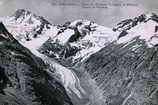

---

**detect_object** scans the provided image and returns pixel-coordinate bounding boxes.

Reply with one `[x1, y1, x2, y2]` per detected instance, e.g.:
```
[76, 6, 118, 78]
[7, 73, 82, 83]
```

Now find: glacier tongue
[2, 10, 158, 103]
[0, 12, 87, 98]
[20, 34, 86, 99]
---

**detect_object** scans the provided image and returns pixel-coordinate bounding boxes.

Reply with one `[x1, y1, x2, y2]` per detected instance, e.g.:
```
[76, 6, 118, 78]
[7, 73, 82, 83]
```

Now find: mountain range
[0, 9, 158, 105]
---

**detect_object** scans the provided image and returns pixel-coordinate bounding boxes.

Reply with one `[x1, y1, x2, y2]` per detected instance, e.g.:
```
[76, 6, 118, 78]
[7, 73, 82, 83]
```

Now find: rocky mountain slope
[0, 9, 88, 105]
[1, 9, 158, 105]
[39, 13, 158, 66]
[0, 22, 73, 105]
[0, 9, 118, 65]
[1, 9, 53, 42]
[114, 13, 158, 47]
[78, 13, 158, 105]
[38, 19, 118, 65]
[38, 12, 158, 105]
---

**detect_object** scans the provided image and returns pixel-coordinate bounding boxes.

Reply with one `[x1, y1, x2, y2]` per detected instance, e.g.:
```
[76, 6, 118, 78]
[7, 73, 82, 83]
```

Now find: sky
[0, 0, 158, 27]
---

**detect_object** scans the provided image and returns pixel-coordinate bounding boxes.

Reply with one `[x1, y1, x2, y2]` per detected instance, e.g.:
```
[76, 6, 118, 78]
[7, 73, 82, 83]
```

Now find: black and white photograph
[0, 0, 158, 105]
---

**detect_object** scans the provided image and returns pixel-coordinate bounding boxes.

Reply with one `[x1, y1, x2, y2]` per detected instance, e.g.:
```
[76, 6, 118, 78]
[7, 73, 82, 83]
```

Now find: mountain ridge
[1, 9, 158, 105]
[0, 21, 73, 105]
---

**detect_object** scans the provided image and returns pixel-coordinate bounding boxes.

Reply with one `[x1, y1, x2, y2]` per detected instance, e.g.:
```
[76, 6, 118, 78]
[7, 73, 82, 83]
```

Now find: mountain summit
[79, 13, 158, 105]
[39, 19, 117, 64]
[112, 13, 158, 47]
[0, 9, 54, 42]
[13, 9, 51, 25]
[113, 13, 158, 32]
[1, 9, 158, 105]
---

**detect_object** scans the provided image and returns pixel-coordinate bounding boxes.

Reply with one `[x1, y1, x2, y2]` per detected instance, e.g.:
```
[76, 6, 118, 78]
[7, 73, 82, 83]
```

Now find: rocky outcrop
[13, 9, 50, 24]
[1, 9, 158, 105]
[38, 13, 158, 105]
[80, 36, 158, 105]
[1, 9, 53, 42]
[113, 13, 158, 32]
[39, 19, 116, 64]
[0, 22, 73, 105]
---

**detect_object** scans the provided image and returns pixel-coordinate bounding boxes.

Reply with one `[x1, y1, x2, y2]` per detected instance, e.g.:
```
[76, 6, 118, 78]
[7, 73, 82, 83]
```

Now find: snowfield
[117, 19, 158, 47]
[1, 10, 158, 103]
[20, 36, 86, 98]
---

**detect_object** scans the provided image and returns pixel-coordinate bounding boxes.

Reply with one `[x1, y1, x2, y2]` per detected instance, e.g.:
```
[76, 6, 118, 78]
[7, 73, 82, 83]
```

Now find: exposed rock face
[65, 13, 158, 105]
[0, 10, 92, 105]
[39, 19, 116, 64]
[38, 19, 94, 59]
[1, 9, 158, 105]
[13, 9, 51, 39]
[80, 37, 158, 105]
[113, 13, 158, 32]
[0, 22, 73, 105]
[13, 9, 50, 25]
[38, 13, 158, 105]
[113, 13, 158, 46]
[39, 13, 158, 65]
[1, 9, 54, 42]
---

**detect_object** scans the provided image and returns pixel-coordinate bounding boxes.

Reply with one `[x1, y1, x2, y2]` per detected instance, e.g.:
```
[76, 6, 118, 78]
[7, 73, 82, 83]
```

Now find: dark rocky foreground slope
[1, 9, 158, 105]
[79, 37, 158, 105]
[36, 12, 158, 105]
[0, 22, 73, 105]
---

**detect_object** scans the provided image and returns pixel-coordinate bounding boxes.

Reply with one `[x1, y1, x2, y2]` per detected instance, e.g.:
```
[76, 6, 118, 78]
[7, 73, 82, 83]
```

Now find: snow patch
[117, 20, 158, 47]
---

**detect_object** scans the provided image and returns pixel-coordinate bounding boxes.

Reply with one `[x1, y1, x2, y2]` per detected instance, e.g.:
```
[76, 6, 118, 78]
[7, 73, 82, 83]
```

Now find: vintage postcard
[0, 0, 158, 105]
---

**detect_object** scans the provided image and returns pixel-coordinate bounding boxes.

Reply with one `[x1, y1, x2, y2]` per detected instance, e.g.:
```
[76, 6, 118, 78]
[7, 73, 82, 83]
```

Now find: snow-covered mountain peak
[39, 19, 118, 63]
[69, 19, 95, 28]
[55, 19, 95, 44]
[13, 9, 31, 20]
[112, 13, 158, 47]
[12, 9, 51, 25]
[113, 12, 158, 32]
[0, 13, 85, 100]
[0, 9, 57, 43]
[55, 19, 115, 44]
